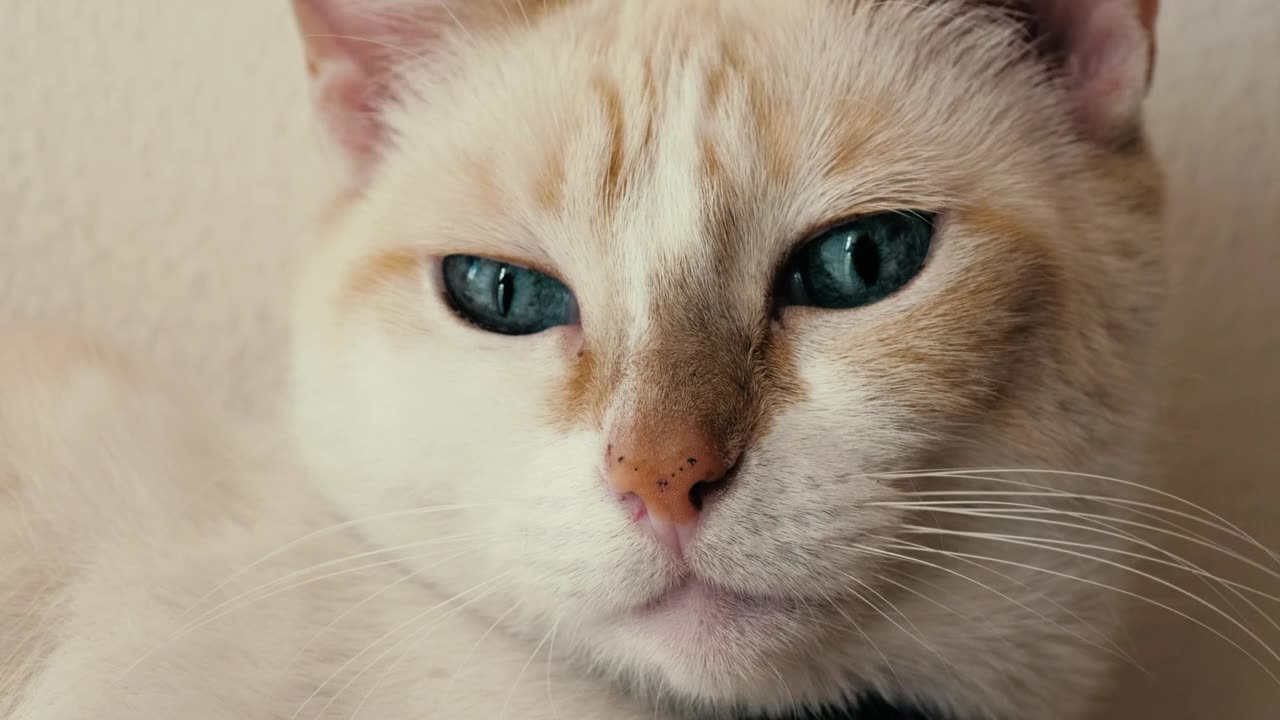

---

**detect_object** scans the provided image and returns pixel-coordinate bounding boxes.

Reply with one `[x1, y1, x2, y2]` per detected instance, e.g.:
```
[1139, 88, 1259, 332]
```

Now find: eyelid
[429, 253, 575, 301]
[777, 210, 943, 269]
[430, 252, 569, 287]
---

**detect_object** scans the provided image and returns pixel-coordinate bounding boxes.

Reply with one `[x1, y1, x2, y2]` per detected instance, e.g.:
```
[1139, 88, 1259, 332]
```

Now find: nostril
[687, 479, 715, 512]
[687, 461, 738, 512]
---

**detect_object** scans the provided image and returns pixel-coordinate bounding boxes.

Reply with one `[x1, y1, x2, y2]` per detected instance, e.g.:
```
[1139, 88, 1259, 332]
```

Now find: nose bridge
[604, 307, 757, 525]
[620, 311, 754, 447]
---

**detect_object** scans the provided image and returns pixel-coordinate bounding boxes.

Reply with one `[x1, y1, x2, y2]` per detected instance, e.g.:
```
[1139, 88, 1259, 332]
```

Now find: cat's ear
[1030, 0, 1161, 144]
[291, 0, 494, 182]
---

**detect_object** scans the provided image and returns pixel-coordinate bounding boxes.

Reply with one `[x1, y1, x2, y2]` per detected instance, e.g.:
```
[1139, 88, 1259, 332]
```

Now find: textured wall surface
[2, 2, 1277, 717]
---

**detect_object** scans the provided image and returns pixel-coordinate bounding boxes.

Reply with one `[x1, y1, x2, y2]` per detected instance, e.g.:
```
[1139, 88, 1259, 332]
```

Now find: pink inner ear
[1036, 0, 1157, 141]
[293, 0, 446, 180]
[312, 59, 387, 175]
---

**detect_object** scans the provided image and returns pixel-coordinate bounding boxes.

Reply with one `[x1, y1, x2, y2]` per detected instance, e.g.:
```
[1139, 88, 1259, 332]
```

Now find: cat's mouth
[632, 577, 787, 620]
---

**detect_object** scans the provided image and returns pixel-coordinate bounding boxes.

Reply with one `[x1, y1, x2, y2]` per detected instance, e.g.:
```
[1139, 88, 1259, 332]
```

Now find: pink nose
[606, 425, 735, 527]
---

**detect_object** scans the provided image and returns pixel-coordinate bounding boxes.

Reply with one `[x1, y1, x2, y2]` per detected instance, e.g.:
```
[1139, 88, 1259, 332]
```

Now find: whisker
[514, 0, 532, 27]
[438, 4, 479, 49]
[871, 563, 1120, 666]
[893, 502, 1280, 637]
[833, 542, 1138, 668]
[500, 621, 557, 720]
[882, 504, 1280, 605]
[177, 504, 484, 622]
[846, 571, 926, 637]
[872, 569, 975, 624]
[0, 578, 61, 699]
[886, 501, 1280, 640]
[877, 534, 1280, 685]
[875, 468, 1280, 566]
[839, 572, 951, 672]
[545, 617, 563, 720]
[883, 488, 1280, 572]
[431, 598, 528, 718]
[813, 586, 902, 688]
[342, 579, 510, 720]
[870, 570, 1018, 653]
[292, 571, 513, 720]
[902, 524, 1280, 646]
[164, 535, 488, 659]
[287, 549, 473, 671]
[768, 657, 797, 709]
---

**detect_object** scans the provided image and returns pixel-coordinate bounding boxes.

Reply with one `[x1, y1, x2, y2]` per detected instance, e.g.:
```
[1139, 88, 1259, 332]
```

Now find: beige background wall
[2, 2, 1277, 717]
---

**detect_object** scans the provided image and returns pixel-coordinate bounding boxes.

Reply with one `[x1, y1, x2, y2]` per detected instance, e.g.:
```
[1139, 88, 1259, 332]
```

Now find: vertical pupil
[850, 234, 880, 287]
[494, 265, 515, 316]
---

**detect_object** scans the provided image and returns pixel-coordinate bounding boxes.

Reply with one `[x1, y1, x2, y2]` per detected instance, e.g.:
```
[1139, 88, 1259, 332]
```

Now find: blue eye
[441, 255, 578, 335]
[780, 212, 934, 309]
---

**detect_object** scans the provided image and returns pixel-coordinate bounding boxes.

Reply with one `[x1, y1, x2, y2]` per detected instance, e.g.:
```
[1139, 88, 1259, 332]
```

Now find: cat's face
[291, 1, 1164, 717]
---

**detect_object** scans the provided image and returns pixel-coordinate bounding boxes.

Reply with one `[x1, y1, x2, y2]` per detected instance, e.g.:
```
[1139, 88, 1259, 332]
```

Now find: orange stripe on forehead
[747, 76, 796, 184]
[825, 96, 890, 180]
[534, 139, 567, 215]
[703, 36, 742, 117]
[591, 73, 627, 217]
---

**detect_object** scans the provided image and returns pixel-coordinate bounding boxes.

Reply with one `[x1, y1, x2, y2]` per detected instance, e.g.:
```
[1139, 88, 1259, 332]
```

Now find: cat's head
[289, 1, 1164, 717]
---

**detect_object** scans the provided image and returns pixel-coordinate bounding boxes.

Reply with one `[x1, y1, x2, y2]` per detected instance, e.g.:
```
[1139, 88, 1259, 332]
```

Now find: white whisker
[901, 524, 1280, 653]
[292, 571, 513, 720]
[545, 617, 563, 720]
[431, 598, 528, 718]
[875, 468, 1280, 566]
[839, 571, 950, 672]
[882, 504, 1280, 605]
[287, 550, 474, 671]
[813, 586, 902, 687]
[177, 504, 483, 622]
[877, 534, 1280, 685]
[343, 579, 509, 720]
[834, 542, 1138, 667]
[871, 570, 1012, 650]
[180, 535, 486, 641]
[890, 502, 1280, 638]
[438, 4, 478, 49]
[500, 622, 557, 720]
[763, 657, 796, 712]
[882, 488, 1280, 573]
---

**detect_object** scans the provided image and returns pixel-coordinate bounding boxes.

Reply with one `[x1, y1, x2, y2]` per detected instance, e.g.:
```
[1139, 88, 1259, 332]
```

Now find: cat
[2, 1, 1178, 718]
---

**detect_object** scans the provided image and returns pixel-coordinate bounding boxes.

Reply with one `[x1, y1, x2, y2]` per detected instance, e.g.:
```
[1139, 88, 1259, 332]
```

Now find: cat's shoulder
[0, 322, 234, 715]
[0, 322, 303, 718]
[0, 320, 229, 535]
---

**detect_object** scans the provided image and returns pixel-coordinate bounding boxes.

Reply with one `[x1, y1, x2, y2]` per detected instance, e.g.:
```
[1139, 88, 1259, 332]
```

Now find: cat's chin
[605, 577, 818, 703]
